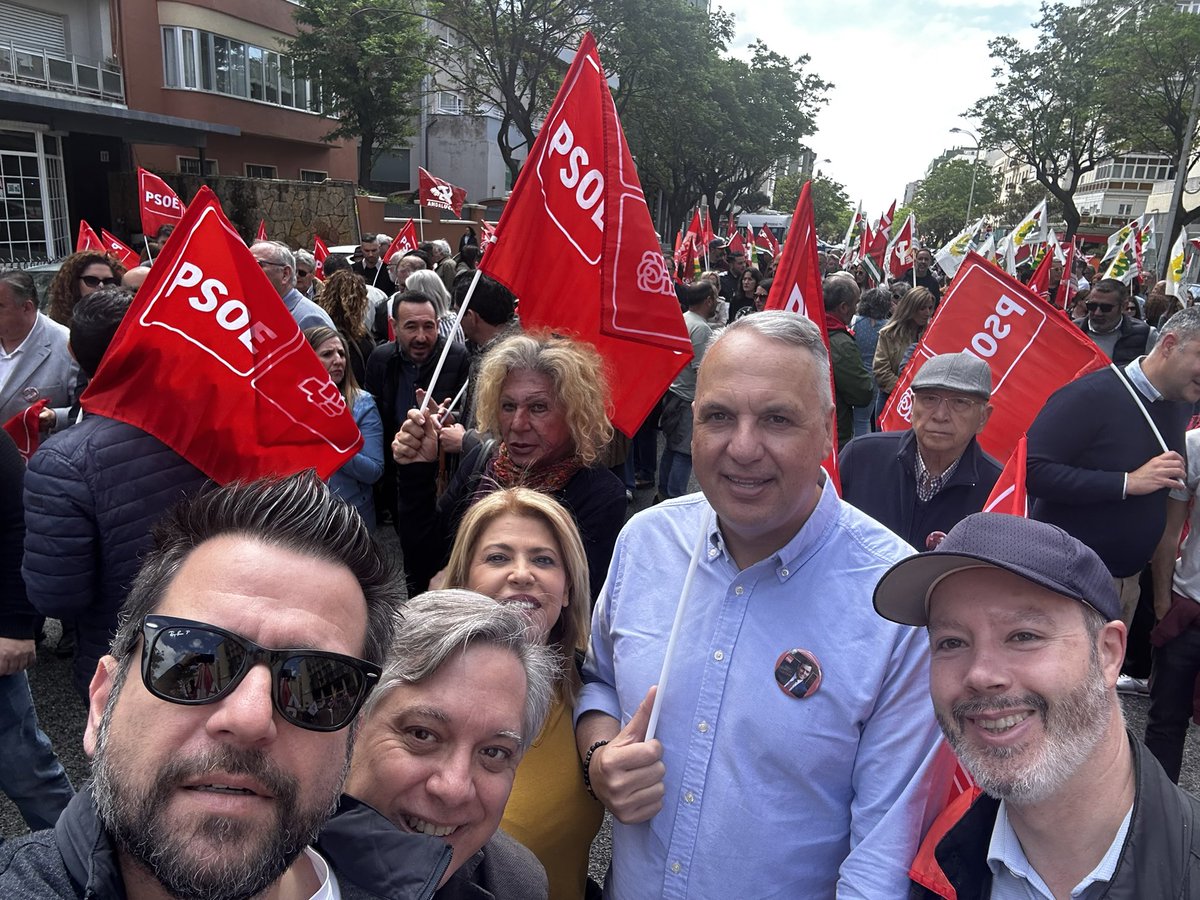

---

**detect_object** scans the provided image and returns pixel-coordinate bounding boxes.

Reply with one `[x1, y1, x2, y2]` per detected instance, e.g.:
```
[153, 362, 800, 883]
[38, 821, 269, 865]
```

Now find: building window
[178, 156, 218, 175]
[246, 164, 277, 179]
[1117, 202, 1133, 217]
[437, 91, 464, 114]
[161, 26, 320, 113]
[300, 169, 328, 183]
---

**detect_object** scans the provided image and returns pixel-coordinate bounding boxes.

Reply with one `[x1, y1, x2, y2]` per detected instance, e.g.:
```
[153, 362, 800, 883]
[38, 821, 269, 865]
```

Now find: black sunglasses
[140, 615, 381, 732]
[297, 269, 311, 277]
[1086, 302, 1116, 313]
[80, 275, 121, 288]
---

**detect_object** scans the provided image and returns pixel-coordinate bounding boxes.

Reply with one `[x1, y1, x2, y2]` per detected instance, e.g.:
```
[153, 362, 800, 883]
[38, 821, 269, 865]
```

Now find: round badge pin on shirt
[774, 648, 822, 699]
[22, 386, 40, 402]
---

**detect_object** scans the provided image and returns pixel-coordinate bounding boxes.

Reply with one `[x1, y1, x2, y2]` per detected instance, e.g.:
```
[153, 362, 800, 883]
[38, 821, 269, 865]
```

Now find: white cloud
[717, 0, 1041, 228]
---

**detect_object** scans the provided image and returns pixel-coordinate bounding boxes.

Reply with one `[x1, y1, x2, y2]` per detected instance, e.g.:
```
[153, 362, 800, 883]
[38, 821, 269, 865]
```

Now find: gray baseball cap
[873, 513, 1121, 626]
[910, 351, 992, 399]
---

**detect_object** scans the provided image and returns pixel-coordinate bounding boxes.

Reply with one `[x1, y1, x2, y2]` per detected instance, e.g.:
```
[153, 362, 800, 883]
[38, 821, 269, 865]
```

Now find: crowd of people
[1, 224, 1200, 900]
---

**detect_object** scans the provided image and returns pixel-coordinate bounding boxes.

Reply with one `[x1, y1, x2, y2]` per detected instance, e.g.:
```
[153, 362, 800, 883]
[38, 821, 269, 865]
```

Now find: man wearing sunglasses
[1073, 278, 1156, 366]
[2, 473, 452, 899]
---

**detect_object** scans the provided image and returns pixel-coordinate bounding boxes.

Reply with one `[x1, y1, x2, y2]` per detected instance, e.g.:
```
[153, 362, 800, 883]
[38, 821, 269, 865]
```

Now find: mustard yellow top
[501, 698, 605, 900]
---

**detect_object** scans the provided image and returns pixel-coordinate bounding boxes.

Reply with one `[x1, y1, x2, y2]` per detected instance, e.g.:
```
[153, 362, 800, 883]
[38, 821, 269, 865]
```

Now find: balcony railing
[0, 41, 124, 103]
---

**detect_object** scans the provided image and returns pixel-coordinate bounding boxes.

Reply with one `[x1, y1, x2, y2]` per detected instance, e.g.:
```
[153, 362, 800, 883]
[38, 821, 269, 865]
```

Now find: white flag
[935, 218, 984, 279]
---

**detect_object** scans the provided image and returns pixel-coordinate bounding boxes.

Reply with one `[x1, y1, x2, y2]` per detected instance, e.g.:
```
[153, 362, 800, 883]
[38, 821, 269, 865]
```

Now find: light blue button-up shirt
[578, 484, 946, 899]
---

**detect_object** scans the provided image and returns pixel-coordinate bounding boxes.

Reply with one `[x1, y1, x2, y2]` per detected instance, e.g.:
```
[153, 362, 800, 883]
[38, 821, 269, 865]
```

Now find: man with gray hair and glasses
[333, 588, 555, 898]
[1, 472, 451, 900]
[0, 269, 77, 427]
[250, 240, 333, 331]
[576, 311, 948, 897]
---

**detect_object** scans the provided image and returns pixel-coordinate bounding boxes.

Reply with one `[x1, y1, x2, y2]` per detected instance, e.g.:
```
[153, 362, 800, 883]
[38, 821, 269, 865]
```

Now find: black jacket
[0, 789, 453, 900]
[364, 338, 472, 447]
[0, 431, 34, 641]
[352, 260, 396, 297]
[1074, 315, 1153, 366]
[910, 735, 1200, 899]
[838, 429, 1002, 549]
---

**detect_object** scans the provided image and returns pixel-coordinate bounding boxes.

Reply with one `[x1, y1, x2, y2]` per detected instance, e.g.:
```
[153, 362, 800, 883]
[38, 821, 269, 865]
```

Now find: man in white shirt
[876, 513, 1200, 898]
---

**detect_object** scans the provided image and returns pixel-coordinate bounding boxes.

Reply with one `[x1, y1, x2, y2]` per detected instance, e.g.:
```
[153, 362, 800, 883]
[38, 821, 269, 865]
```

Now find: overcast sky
[720, 0, 1043, 219]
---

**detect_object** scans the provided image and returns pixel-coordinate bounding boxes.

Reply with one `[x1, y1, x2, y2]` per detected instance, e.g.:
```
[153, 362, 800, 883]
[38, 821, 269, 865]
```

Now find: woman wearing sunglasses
[441, 487, 602, 900]
[46, 251, 125, 327]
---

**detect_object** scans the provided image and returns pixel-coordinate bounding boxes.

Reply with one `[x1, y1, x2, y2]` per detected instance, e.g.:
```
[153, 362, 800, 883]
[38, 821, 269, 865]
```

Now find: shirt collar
[1124, 356, 1161, 402]
[0, 312, 40, 359]
[986, 799, 1132, 896]
[706, 467, 838, 582]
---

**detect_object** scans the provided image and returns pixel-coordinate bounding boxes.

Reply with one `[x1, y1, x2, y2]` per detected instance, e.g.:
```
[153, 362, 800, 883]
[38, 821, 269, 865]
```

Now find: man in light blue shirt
[250, 241, 334, 332]
[876, 513, 1200, 898]
[575, 312, 947, 898]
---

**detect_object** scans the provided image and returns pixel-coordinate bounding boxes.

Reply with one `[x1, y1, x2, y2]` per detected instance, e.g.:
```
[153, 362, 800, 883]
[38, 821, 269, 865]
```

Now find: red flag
[884, 214, 916, 279]
[137, 168, 184, 237]
[76, 220, 104, 254]
[82, 186, 363, 483]
[480, 219, 497, 248]
[756, 226, 780, 257]
[983, 433, 1029, 516]
[762, 181, 840, 492]
[3, 398, 48, 461]
[1061, 242, 1078, 310]
[313, 236, 330, 282]
[879, 253, 1110, 462]
[417, 167, 467, 218]
[100, 229, 140, 270]
[255, 220, 268, 243]
[700, 208, 715, 249]
[1026, 243, 1055, 297]
[477, 31, 692, 435]
[382, 220, 419, 264]
[877, 200, 896, 237]
[728, 228, 745, 255]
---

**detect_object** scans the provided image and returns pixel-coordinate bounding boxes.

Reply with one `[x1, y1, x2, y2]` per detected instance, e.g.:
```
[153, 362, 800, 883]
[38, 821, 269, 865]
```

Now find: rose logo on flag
[895, 387, 914, 423]
[298, 377, 347, 417]
[635, 251, 674, 296]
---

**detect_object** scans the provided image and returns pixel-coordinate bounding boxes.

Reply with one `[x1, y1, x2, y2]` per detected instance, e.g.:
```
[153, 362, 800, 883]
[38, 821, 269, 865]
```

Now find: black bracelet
[582, 739, 610, 799]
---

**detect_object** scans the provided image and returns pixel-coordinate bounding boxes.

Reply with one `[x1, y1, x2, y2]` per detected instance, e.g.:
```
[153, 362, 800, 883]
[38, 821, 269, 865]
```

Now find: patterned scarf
[483, 442, 585, 495]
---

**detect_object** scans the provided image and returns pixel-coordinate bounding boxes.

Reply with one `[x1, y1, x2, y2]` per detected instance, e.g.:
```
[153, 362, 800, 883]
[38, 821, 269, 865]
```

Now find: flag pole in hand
[417, 267, 482, 416]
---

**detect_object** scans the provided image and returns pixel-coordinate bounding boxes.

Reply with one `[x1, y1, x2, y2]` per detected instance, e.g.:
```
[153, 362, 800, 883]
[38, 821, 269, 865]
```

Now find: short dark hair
[0, 269, 36, 306]
[321, 254, 351, 277]
[457, 274, 514, 326]
[110, 472, 402, 669]
[405, 249, 433, 268]
[679, 281, 715, 309]
[858, 286, 893, 319]
[70, 287, 133, 377]
[459, 245, 482, 267]
[823, 274, 857, 312]
[391, 288, 437, 319]
[1092, 278, 1129, 303]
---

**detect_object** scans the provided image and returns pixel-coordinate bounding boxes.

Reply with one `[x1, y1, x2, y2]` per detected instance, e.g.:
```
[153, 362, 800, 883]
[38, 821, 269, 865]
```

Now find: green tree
[968, 2, 1124, 240]
[912, 158, 999, 246]
[287, 0, 431, 188]
[1099, 0, 1200, 265]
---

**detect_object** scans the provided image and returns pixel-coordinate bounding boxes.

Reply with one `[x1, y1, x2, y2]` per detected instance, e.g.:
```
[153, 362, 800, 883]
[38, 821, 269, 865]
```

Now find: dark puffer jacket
[21, 415, 208, 701]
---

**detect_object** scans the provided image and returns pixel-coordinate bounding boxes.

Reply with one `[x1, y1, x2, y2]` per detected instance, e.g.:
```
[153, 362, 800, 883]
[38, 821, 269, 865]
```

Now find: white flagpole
[417, 267, 482, 416]
[646, 513, 709, 742]
[436, 379, 470, 428]
[143, 236, 155, 264]
[1110, 363, 1170, 454]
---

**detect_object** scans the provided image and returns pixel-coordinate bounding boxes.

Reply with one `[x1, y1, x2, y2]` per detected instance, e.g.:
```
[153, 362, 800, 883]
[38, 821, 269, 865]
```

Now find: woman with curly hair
[393, 331, 626, 601]
[873, 285, 934, 409]
[46, 252, 124, 327]
[314, 268, 374, 383]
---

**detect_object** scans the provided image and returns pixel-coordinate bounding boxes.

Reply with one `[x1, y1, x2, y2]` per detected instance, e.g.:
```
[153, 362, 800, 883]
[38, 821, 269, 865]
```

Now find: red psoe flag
[983, 433, 1029, 516]
[76, 220, 104, 253]
[478, 31, 692, 435]
[255, 220, 268, 243]
[137, 168, 184, 237]
[82, 186, 363, 484]
[313, 236, 330, 281]
[382, 220, 419, 264]
[884, 214, 916, 279]
[418, 168, 467, 218]
[879, 253, 1110, 462]
[100, 229, 140, 270]
[762, 180, 840, 492]
[3, 398, 48, 461]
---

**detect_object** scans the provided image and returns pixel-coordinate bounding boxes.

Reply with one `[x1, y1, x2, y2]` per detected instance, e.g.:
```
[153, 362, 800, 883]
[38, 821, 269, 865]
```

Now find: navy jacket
[1027, 366, 1190, 577]
[838, 429, 1001, 549]
[21, 415, 208, 701]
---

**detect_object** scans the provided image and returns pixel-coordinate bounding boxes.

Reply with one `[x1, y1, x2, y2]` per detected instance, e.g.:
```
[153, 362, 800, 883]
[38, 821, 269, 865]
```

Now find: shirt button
[708, 548, 718, 558]
[684, 791, 695, 804]
[734, 585, 744, 596]
[780, 568, 789, 577]
[713, 650, 724, 661]
[671, 862, 682, 874]
[698, 721, 709, 733]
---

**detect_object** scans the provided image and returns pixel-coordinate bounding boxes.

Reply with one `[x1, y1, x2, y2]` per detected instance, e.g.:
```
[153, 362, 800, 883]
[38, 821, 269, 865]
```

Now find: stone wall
[108, 172, 359, 248]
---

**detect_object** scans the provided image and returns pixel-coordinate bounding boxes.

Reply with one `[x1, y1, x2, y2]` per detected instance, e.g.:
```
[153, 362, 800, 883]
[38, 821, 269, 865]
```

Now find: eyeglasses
[139, 615, 380, 732]
[1085, 302, 1116, 313]
[256, 260, 287, 270]
[80, 275, 121, 288]
[297, 270, 311, 277]
[912, 392, 983, 415]
[754, 291, 769, 299]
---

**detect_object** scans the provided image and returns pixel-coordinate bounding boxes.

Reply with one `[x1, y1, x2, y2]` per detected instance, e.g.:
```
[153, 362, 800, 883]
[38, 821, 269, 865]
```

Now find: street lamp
[950, 127, 981, 229]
